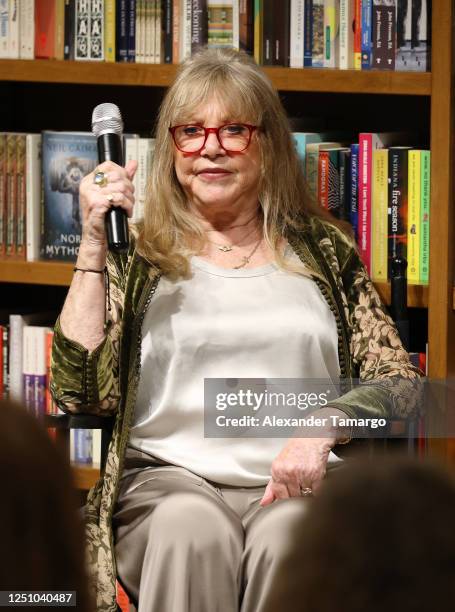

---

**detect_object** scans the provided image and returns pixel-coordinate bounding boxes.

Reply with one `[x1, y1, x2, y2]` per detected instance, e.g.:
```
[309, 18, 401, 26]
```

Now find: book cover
[320, 148, 349, 219]
[338, 147, 351, 221]
[26, 134, 42, 262]
[23, 325, 51, 416]
[407, 149, 421, 284]
[293, 132, 322, 175]
[208, 0, 233, 48]
[371, 148, 388, 282]
[40, 131, 98, 262]
[19, 0, 35, 59]
[163, 0, 173, 62]
[0, 133, 6, 258]
[372, 0, 396, 70]
[306, 141, 340, 199]
[353, 0, 361, 68]
[35, 0, 56, 58]
[409, 0, 430, 71]
[239, 0, 254, 55]
[388, 146, 412, 278]
[419, 149, 430, 285]
[5, 132, 17, 259]
[312, 0, 324, 67]
[104, 0, 116, 61]
[72, 428, 93, 464]
[192, 0, 208, 52]
[253, 0, 262, 63]
[323, 0, 339, 68]
[339, 0, 355, 69]
[350, 142, 359, 241]
[64, 0, 76, 60]
[90, 0, 105, 60]
[318, 150, 330, 209]
[361, 0, 372, 69]
[15, 133, 26, 261]
[396, 0, 411, 71]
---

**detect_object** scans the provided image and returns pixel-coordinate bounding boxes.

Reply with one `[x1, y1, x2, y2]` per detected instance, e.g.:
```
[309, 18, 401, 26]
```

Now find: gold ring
[94, 170, 108, 188]
[106, 193, 114, 203]
[300, 487, 313, 497]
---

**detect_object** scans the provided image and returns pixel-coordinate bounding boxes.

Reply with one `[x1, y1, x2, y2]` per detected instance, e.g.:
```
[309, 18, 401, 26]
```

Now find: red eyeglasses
[169, 123, 258, 154]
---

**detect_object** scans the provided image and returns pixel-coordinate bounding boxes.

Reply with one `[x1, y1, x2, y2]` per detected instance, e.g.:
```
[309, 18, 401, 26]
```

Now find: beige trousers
[112, 448, 313, 612]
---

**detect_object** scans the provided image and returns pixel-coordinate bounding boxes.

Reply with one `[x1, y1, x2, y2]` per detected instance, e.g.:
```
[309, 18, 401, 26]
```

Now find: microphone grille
[91, 103, 123, 138]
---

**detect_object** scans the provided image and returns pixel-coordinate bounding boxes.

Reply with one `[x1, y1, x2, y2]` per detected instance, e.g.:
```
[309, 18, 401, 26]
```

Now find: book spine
[64, 0, 75, 60]
[75, 0, 89, 60]
[134, 0, 142, 62]
[90, 0, 104, 60]
[327, 149, 341, 218]
[396, 0, 412, 71]
[172, 0, 180, 62]
[35, 327, 48, 416]
[0, 325, 3, 396]
[318, 150, 329, 209]
[75, 429, 93, 464]
[239, 0, 254, 54]
[127, 0, 136, 61]
[277, 0, 290, 66]
[163, 0, 173, 62]
[0, 133, 6, 258]
[20, 0, 35, 59]
[191, 0, 207, 52]
[35, 0, 56, 58]
[338, 148, 351, 221]
[55, 0, 65, 60]
[410, 0, 429, 72]
[262, 0, 274, 64]
[372, 2, 395, 70]
[2, 325, 8, 399]
[311, 0, 324, 67]
[407, 149, 421, 284]
[0, 0, 8, 58]
[116, 0, 129, 61]
[26, 134, 41, 262]
[361, 0, 372, 69]
[151, 0, 158, 63]
[7, 0, 19, 58]
[104, 0, 116, 61]
[15, 133, 26, 261]
[419, 149, 430, 285]
[144, 0, 152, 63]
[350, 143, 359, 242]
[290, 0, 304, 68]
[303, 0, 313, 66]
[253, 0, 262, 64]
[353, 0, 361, 69]
[323, 0, 338, 68]
[181, 0, 192, 60]
[306, 146, 319, 199]
[9, 315, 23, 402]
[339, 0, 354, 69]
[371, 148, 388, 281]
[232, 0, 239, 49]
[5, 133, 17, 259]
[388, 147, 410, 278]
[23, 326, 34, 412]
[358, 134, 372, 273]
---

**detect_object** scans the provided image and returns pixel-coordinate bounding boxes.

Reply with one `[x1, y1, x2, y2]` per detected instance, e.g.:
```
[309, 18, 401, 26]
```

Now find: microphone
[91, 102, 129, 252]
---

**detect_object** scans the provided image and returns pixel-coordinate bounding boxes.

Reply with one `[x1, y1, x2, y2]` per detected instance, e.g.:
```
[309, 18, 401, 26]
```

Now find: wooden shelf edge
[374, 282, 429, 309]
[71, 463, 100, 490]
[0, 260, 74, 285]
[0, 59, 432, 95]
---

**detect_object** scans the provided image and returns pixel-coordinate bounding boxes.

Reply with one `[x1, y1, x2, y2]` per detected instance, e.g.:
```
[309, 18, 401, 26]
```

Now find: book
[312, 0, 324, 67]
[172, 0, 180, 62]
[419, 149, 430, 285]
[338, 147, 351, 221]
[388, 146, 412, 278]
[192, 0, 208, 52]
[15, 133, 26, 260]
[371, 148, 388, 282]
[353, 0, 361, 68]
[26, 134, 42, 262]
[127, 0, 136, 61]
[361, 0, 372, 69]
[372, 0, 396, 70]
[323, 0, 339, 68]
[163, 0, 173, 62]
[5, 132, 17, 259]
[254, 0, 263, 63]
[181, 0, 192, 58]
[116, 0, 128, 61]
[350, 142, 359, 241]
[23, 325, 51, 416]
[396, 0, 412, 71]
[293, 132, 322, 175]
[409, 0, 430, 71]
[339, 0, 355, 69]
[303, 0, 312, 66]
[0, 0, 8, 58]
[306, 141, 341, 199]
[40, 131, 98, 262]
[407, 149, 421, 284]
[239, 0, 254, 55]
[0, 133, 6, 257]
[1, 324, 9, 399]
[7, 0, 19, 58]
[35, 1, 56, 58]
[71, 428, 93, 464]
[64, 0, 76, 60]
[55, 0, 66, 60]
[104, 0, 115, 61]
[19, 0, 35, 59]
[273, 0, 290, 66]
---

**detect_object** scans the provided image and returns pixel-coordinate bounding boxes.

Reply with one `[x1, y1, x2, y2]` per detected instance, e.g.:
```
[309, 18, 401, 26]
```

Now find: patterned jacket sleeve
[322, 225, 423, 422]
[50, 250, 126, 416]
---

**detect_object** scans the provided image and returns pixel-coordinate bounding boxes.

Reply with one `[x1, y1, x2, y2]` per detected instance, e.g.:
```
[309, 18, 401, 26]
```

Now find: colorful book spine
[293, 132, 322, 175]
[358, 133, 373, 272]
[127, 0, 136, 61]
[350, 143, 359, 241]
[64, 0, 75, 60]
[312, 0, 324, 67]
[55, 0, 65, 60]
[172, 0, 180, 62]
[181, 0, 192, 59]
[104, 0, 116, 61]
[0, 133, 6, 258]
[338, 148, 351, 221]
[323, 0, 338, 68]
[353, 0, 361, 68]
[318, 150, 329, 209]
[361, 0, 372, 69]
[5, 132, 17, 259]
[15, 133, 26, 261]
[388, 146, 411, 278]
[419, 150, 430, 285]
[407, 150, 421, 284]
[371, 148, 388, 282]
[239, 0, 254, 55]
[372, 0, 396, 70]
[339, 0, 354, 69]
[35, 0, 56, 58]
[253, 0, 262, 63]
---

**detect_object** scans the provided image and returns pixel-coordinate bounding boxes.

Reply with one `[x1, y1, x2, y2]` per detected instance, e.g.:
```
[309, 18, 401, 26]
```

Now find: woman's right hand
[79, 159, 138, 251]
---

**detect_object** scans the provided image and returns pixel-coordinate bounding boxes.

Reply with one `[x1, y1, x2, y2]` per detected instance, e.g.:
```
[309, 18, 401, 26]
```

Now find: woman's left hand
[259, 436, 336, 506]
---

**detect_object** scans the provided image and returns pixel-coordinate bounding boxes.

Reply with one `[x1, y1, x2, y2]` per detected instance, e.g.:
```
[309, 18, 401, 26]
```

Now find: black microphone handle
[97, 133, 129, 253]
[391, 257, 409, 351]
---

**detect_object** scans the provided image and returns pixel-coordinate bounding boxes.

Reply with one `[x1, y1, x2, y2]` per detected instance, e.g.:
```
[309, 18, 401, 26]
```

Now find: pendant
[233, 256, 249, 270]
[218, 245, 233, 252]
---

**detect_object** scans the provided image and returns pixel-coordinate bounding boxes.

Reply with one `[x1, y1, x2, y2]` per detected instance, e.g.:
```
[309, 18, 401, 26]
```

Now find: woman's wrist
[77, 240, 108, 270]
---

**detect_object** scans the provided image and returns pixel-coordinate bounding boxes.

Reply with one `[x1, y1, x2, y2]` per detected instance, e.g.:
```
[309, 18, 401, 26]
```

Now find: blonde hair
[134, 47, 347, 279]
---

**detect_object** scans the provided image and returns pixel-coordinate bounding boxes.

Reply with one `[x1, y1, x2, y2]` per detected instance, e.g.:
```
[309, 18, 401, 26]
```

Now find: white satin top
[128, 245, 342, 486]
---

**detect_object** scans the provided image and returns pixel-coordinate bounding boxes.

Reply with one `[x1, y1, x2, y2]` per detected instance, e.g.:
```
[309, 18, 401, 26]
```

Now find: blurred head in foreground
[264, 456, 455, 612]
[0, 399, 92, 611]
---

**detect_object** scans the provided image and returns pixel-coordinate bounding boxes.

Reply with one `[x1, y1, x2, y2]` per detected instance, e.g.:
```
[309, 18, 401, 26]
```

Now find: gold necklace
[207, 224, 258, 252]
[232, 236, 263, 269]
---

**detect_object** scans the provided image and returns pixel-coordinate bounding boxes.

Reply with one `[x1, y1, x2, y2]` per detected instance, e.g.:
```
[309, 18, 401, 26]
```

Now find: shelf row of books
[296, 132, 431, 284]
[0, 131, 154, 263]
[0, 311, 100, 465]
[0, 0, 431, 72]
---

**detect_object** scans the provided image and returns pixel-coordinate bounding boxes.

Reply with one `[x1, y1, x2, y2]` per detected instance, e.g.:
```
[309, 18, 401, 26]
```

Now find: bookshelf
[0, 1, 454, 470]
[72, 464, 100, 490]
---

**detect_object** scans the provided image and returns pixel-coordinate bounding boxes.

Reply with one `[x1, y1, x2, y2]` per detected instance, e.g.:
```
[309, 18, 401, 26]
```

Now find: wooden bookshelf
[72, 464, 100, 490]
[0, 59, 432, 95]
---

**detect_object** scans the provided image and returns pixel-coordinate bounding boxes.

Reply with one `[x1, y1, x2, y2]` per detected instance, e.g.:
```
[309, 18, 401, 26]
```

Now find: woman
[51, 48, 421, 612]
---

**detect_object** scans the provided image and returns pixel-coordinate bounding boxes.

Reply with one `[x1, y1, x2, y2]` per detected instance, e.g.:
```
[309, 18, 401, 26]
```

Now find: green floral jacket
[51, 216, 422, 611]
